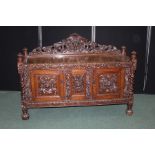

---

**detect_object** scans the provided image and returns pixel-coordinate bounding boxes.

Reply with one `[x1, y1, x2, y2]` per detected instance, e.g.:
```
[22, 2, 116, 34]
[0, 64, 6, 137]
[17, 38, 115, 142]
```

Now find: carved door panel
[66, 69, 90, 100]
[93, 68, 125, 99]
[30, 70, 64, 102]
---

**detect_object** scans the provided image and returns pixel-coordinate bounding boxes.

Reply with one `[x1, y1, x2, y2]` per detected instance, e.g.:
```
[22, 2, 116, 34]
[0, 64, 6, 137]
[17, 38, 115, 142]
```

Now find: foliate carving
[99, 74, 118, 93]
[86, 68, 92, 99]
[65, 72, 71, 99]
[17, 53, 24, 74]
[21, 65, 32, 102]
[17, 63, 23, 75]
[28, 63, 131, 71]
[17, 52, 32, 103]
[128, 51, 137, 98]
[30, 33, 120, 55]
[39, 75, 57, 95]
[29, 98, 130, 106]
[72, 75, 84, 94]
[124, 68, 131, 97]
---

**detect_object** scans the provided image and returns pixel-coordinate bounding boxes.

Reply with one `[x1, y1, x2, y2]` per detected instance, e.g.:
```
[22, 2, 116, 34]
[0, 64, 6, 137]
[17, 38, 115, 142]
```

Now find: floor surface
[0, 91, 155, 129]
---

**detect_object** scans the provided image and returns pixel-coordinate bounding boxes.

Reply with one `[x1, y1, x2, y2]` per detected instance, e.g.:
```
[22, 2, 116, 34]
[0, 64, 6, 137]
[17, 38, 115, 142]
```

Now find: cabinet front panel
[30, 70, 64, 102]
[68, 69, 88, 100]
[93, 68, 125, 99]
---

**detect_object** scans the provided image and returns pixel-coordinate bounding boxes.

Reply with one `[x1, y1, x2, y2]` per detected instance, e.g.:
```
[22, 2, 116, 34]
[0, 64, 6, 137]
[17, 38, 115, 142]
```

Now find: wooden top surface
[27, 54, 130, 64]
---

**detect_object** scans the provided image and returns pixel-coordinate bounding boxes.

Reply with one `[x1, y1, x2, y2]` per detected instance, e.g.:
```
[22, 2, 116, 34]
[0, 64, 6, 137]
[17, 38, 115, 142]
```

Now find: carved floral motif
[38, 75, 57, 95]
[86, 68, 92, 99]
[28, 63, 131, 71]
[72, 75, 84, 94]
[30, 33, 120, 55]
[22, 65, 32, 102]
[65, 72, 71, 99]
[124, 68, 131, 97]
[99, 74, 118, 93]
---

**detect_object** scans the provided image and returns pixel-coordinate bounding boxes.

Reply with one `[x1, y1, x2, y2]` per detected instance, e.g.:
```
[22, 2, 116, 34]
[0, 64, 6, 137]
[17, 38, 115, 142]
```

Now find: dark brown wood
[17, 33, 137, 120]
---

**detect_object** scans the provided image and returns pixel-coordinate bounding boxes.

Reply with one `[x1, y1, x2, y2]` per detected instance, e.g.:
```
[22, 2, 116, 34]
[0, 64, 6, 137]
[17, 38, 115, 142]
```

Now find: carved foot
[21, 105, 29, 120]
[22, 113, 29, 120]
[126, 109, 133, 116]
[126, 102, 133, 116]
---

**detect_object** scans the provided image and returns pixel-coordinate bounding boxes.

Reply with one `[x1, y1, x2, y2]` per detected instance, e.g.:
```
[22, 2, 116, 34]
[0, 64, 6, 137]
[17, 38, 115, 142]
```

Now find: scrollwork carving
[39, 75, 57, 95]
[28, 63, 131, 71]
[22, 65, 32, 101]
[30, 33, 120, 55]
[124, 68, 131, 97]
[86, 68, 92, 99]
[99, 74, 118, 93]
[72, 75, 84, 94]
[65, 72, 71, 99]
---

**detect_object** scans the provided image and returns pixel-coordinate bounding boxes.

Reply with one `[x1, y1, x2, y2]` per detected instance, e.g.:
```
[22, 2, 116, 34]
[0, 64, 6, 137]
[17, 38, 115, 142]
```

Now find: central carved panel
[38, 75, 57, 96]
[99, 74, 118, 94]
[72, 75, 84, 94]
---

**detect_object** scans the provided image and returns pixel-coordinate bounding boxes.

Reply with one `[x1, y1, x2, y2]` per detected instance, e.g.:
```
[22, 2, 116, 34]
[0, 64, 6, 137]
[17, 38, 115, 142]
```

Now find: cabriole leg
[21, 105, 29, 120]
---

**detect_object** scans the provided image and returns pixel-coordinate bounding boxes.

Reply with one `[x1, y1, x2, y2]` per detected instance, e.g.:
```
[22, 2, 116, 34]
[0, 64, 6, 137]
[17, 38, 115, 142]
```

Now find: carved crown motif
[30, 33, 121, 55]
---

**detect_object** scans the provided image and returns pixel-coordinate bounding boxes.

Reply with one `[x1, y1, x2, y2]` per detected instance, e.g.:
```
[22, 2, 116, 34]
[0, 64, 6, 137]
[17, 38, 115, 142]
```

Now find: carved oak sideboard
[17, 33, 137, 120]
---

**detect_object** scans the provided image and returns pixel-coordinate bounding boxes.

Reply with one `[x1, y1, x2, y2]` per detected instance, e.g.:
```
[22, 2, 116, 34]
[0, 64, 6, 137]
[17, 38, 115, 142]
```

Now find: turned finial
[17, 53, 23, 63]
[22, 48, 28, 63]
[131, 51, 137, 71]
[23, 48, 28, 57]
[17, 52, 23, 74]
[121, 46, 126, 56]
